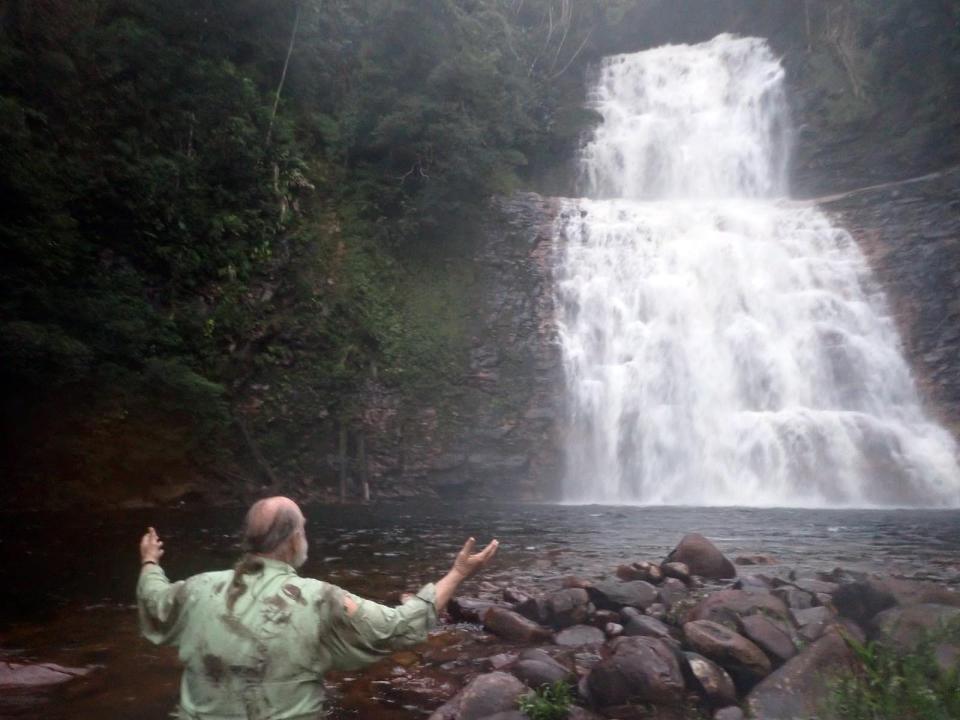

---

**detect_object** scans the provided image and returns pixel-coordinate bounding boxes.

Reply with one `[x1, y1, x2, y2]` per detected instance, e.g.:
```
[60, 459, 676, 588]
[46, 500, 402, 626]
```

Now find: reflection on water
[2, 502, 960, 718]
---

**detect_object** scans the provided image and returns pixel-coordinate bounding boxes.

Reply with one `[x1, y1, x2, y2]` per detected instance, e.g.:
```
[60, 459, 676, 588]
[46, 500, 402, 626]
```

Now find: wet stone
[622, 615, 673, 641]
[588, 580, 658, 611]
[738, 614, 796, 664]
[666, 534, 736, 579]
[772, 587, 814, 610]
[683, 652, 737, 707]
[661, 562, 691, 584]
[546, 588, 591, 628]
[482, 607, 552, 644]
[714, 707, 745, 720]
[683, 620, 772, 686]
[511, 651, 573, 688]
[554, 624, 605, 647]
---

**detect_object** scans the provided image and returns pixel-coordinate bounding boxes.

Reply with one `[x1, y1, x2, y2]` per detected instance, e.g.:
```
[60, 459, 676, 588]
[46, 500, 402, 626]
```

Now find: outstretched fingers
[477, 538, 499, 561]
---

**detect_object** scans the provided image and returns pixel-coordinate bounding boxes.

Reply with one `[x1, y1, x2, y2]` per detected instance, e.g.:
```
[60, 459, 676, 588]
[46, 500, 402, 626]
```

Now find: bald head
[241, 497, 304, 560]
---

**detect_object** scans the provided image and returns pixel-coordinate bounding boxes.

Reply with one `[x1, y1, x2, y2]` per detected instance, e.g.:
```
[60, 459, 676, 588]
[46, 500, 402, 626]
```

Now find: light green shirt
[137, 557, 437, 719]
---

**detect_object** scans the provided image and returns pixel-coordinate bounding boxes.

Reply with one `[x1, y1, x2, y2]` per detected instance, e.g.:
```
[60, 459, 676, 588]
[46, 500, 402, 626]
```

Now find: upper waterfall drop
[580, 35, 790, 200]
[556, 34, 960, 507]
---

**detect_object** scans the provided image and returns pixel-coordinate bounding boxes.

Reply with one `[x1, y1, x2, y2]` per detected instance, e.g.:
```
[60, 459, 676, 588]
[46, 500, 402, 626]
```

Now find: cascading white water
[557, 34, 960, 506]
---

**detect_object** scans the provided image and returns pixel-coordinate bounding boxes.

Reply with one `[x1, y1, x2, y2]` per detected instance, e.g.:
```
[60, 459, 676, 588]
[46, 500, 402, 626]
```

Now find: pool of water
[2, 502, 960, 718]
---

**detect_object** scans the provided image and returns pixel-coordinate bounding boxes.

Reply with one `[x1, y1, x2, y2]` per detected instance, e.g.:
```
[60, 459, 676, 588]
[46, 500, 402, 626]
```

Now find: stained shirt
[137, 557, 437, 719]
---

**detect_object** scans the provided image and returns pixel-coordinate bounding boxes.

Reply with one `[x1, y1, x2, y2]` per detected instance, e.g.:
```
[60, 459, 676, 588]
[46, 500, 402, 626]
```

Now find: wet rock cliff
[358, 194, 564, 500]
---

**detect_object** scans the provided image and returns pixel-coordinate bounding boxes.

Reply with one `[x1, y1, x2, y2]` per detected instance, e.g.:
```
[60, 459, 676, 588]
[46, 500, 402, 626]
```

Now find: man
[138, 496, 498, 719]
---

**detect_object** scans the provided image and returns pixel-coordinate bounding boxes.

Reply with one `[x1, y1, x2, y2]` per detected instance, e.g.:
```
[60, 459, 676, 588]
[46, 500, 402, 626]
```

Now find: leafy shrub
[825, 620, 960, 720]
[517, 681, 573, 720]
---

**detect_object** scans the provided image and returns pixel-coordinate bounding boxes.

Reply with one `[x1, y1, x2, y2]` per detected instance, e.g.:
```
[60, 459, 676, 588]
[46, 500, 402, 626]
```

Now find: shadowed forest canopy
[1, 0, 958, 505]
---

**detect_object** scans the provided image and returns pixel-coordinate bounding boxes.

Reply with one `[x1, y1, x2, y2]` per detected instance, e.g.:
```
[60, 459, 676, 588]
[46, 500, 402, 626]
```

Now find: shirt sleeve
[137, 564, 190, 646]
[322, 583, 438, 671]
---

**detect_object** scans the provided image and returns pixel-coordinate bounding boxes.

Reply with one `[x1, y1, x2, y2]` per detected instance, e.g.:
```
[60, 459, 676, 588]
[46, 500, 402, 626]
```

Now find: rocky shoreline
[417, 533, 960, 720]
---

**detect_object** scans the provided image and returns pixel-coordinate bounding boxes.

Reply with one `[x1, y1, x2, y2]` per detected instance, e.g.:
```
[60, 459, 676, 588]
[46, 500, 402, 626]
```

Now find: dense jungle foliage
[2, 0, 958, 504]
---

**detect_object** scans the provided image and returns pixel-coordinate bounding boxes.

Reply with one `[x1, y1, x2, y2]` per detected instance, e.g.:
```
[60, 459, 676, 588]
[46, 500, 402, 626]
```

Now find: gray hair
[240, 501, 300, 554]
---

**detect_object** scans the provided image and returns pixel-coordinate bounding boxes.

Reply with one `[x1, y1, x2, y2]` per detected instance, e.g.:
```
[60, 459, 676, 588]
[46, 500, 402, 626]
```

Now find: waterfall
[556, 34, 960, 506]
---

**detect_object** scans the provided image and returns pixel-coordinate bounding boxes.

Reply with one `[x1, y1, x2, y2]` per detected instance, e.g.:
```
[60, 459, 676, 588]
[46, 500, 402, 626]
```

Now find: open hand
[450, 537, 499, 581]
[140, 526, 165, 564]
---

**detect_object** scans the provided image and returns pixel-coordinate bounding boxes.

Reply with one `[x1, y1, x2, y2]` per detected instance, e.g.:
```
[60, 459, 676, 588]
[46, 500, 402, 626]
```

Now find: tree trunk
[338, 421, 348, 502]
[266, 0, 303, 146]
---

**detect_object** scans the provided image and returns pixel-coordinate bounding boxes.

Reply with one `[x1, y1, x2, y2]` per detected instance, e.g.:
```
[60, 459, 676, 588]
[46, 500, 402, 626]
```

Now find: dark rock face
[824, 168, 960, 445]
[428, 671, 527, 720]
[359, 193, 562, 500]
[482, 607, 552, 644]
[746, 629, 857, 720]
[683, 652, 737, 707]
[683, 620, 772, 685]
[666, 534, 736, 579]
[588, 580, 659, 611]
[586, 636, 685, 708]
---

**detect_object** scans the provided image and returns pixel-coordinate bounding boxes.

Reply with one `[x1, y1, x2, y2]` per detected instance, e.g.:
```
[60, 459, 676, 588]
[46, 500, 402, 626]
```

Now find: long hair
[225, 501, 300, 611]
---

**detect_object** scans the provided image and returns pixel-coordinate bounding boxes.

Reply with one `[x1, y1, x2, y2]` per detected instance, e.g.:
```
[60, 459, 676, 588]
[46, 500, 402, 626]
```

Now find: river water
[556, 34, 960, 505]
[3, 502, 960, 718]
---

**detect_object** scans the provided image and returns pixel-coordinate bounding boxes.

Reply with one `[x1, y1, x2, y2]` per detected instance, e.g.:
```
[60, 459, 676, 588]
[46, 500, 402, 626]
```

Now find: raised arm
[136, 527, 189, 645]
[323, 537, 498, 671]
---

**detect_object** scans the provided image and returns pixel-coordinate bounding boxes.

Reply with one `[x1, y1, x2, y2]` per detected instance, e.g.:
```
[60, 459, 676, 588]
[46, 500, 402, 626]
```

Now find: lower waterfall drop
[557, 35, 960, 506]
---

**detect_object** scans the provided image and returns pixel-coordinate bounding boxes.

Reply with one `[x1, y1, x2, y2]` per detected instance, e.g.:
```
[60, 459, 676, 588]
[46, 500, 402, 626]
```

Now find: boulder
[511, 649, 573, 688]
[683, 620, 771, 685]
[513, 595, 549, 625]
[546, 588, 591, 628]
[622, 615, 673, 642]
[735, 555, 777, 566]
[687, 589, 790, 626]
[733, 574, 775, 591]
[658, 578, 688, 609]
[789, 578, 839, 596]
[451, 597, 504, 623]
[872, 603, 960, 672]
[0, 662, 91, 688]
[746, 629, 857, 720]
[666, 534, 736, 579]
[833, 575, 960, 626]
[585, 636, 685, 708]
[713, 707, 745, 720]
[427, 672, 527, 720]
[482, 607, 552, 644]
[661, 562, 691, 584]
[771, 587, 814, 610]
[791, 606, 835, 643]
[588, 580, 658, 611]
[738, 615, 796, 664]
[616, 561, 664, 584]
[555, 624, 605, 647]
[646, 603, 668, 621]
[683, 652, 736, 707]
